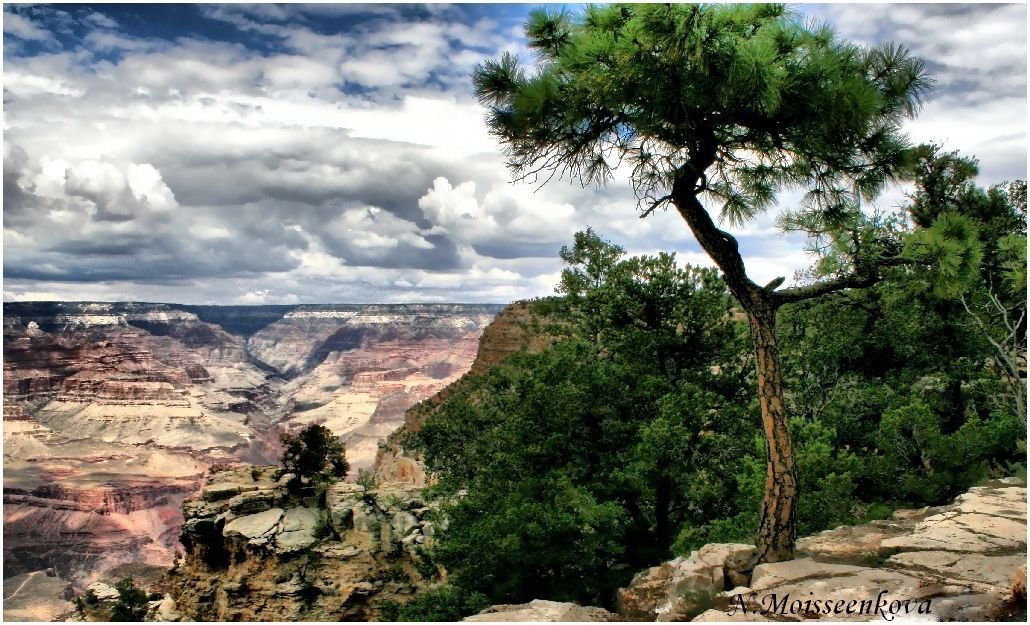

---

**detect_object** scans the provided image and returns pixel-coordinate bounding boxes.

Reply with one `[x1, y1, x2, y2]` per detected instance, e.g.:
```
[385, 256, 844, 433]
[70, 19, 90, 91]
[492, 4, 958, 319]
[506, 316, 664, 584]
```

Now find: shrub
[394, 585, 490, 622]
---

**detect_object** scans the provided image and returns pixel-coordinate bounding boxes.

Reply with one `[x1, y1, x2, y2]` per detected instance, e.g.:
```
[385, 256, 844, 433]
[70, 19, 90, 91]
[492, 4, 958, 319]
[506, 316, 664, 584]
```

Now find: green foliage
[109, 577, 149, 622]
[83, 589, 99, 607]
[415, 230, 754, 607]
[393, 586, 490, 622]
[379, 564, 409, 584]
[377, 599, 401, 622]
[357, 468, 378, 492]
[903, 211, 982, 297]
[312, 517, 331, 541]
[872, 401, 1021, 504]
[412, 546, 440, 581]
[275, 423, 349, 492]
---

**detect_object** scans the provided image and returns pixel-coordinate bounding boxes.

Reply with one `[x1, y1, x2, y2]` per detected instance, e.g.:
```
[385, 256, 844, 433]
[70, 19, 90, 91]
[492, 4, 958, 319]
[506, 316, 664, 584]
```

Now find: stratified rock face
[465, 599, 619, 622]
[258, 305, 501, 470]
[616, 479, 1027, 622]
[2, 301, 499, 601]
[167, 466, 438, 621]
[373, 300, 560, 484]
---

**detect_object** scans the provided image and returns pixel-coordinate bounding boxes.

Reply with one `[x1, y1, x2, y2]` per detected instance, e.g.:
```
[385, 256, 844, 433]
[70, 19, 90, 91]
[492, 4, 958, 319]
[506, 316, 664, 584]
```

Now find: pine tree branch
[771, 271, 879, 306]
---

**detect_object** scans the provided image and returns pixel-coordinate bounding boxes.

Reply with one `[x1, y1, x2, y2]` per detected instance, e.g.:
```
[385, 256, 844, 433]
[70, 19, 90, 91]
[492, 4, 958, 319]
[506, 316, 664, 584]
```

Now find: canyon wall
[2, 301, 500, 600]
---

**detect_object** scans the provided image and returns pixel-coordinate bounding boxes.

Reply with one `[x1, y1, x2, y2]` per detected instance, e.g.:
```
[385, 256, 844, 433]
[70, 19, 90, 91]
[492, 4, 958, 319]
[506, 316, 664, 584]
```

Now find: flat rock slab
[275, 506, 323, 553]
[223, 507, 283, 539]
[797, 519, 910, 561]
[953, 486, 1027, 520]
[749, 559, 868, 591]
[881, 511, 1026, 553]
[888, 551, 1026, 590]
[465, 599, 618, 621]
[676, 482, 1027, 621]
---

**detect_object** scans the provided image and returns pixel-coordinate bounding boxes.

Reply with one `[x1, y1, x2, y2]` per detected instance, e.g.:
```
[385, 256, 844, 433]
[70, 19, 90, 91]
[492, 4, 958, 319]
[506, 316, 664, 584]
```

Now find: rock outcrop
[166, 466, 440, 621]
[615, 478, 1026, 622]
[465, 599, 619, 621]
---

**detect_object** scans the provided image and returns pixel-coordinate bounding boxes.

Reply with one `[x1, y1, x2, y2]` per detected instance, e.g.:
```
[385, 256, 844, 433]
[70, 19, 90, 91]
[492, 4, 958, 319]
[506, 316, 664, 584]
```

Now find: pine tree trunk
[749, 302, 798, 563]
[672, 180, 799, 563]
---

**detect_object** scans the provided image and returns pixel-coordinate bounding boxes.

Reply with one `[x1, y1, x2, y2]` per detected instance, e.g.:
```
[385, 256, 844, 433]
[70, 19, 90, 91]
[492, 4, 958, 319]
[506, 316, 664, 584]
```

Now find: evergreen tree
[472, 3, 978, 561]
[109, 577, 149, 622]
[276, 423, 349, 491]
[416, 231, 753, 607]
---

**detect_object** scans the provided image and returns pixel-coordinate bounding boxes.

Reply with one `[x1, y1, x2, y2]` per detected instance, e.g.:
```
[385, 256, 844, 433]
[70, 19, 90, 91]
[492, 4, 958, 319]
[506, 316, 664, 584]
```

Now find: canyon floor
[2, 301, 501, 618]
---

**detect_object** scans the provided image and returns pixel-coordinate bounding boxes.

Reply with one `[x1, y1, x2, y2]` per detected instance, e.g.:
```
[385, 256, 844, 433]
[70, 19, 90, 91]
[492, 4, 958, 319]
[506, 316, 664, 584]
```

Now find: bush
[394, 585, 490, 622]
[378, 599, 401, 621]
[357, 468, 378, 491]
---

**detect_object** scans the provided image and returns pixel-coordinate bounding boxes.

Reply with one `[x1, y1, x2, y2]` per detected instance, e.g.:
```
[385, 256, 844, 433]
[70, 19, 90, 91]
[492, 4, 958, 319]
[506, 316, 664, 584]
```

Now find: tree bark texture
[672, 176, 798, 563]
[748, 301, 798, 563]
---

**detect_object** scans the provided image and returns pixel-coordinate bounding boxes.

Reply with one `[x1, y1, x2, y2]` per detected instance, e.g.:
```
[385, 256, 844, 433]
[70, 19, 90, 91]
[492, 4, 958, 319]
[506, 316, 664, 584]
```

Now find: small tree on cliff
[109, 577, 149, 622]
[276, 423, 349, 491]
[473, 4, 977, 562]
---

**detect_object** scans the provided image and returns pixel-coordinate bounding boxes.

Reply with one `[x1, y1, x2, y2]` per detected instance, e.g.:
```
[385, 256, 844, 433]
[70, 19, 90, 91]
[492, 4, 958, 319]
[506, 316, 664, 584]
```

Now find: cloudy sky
[3, 2, 1026, 305]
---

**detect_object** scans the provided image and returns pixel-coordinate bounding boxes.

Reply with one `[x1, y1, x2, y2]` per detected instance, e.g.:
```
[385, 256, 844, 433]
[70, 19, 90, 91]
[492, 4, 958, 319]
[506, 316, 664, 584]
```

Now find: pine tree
[472, 3, 975, 562]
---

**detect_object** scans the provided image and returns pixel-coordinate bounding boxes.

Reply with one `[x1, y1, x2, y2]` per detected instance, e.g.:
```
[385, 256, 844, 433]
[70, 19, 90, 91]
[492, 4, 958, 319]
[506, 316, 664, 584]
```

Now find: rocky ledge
[613, 478, 1026, 622]
[164, 466, 439, 621]
[461, 479, 1025, 622]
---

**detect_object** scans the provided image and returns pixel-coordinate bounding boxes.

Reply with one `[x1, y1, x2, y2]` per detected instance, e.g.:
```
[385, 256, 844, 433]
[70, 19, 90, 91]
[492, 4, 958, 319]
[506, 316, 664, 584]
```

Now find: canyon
[2, 300, 501, 617]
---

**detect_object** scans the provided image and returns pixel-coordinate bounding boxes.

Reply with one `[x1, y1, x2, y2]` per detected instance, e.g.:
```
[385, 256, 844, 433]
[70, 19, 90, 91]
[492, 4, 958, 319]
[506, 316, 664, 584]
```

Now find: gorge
[2, 300, 501, 616]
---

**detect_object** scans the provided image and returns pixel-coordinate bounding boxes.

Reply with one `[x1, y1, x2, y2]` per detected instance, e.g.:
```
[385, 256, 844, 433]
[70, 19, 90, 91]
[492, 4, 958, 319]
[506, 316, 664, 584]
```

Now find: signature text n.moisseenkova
[728, 590, 932, 621]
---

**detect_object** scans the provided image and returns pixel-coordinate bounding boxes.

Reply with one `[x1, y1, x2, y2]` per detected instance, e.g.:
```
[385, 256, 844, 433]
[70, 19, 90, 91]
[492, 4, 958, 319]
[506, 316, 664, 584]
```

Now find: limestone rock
[465, 599, 618, 621]
[326, 482, 365, 534]
[152, 595, 183, 622]
[881, 509, 1025, 553]
[275, 506, 324, 554]
[226, 489, 278, 515]
[1012, 564, 1026, 601]
[223, 507, 283, 540]
[617, 543, 757, 621]
[85, 581, 120, 602]
[672, 480, 1027, 622]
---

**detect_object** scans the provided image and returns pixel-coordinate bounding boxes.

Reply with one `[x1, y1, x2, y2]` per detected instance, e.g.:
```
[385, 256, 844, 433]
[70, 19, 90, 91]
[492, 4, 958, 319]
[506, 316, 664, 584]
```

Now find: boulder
[151, 595, 183, 622]
[275, 506, 324, 554]
[617, 552, 722, 620]
[85, 581, 120, 602]
[326, 483, 365, 534]
[465, 599, 618, 621]
[222, 507, 283, 540]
